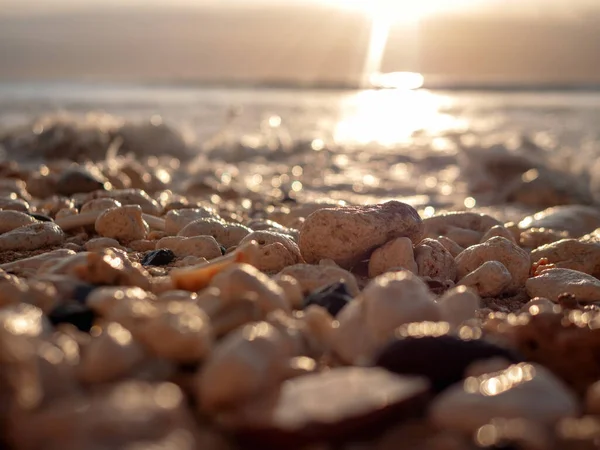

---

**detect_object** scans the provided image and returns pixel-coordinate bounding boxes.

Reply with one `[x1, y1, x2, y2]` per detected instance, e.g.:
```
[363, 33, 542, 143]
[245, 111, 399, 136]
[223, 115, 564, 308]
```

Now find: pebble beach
[1, 84, 600, 449]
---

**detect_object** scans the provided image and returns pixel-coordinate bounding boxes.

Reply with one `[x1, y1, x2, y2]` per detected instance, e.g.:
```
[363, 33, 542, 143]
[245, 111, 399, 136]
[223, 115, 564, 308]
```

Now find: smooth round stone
[229, 367, 430, 447]
[141, 248, 176, 267]
[374, 335, 522, 392]
[303, 281, 353, 317]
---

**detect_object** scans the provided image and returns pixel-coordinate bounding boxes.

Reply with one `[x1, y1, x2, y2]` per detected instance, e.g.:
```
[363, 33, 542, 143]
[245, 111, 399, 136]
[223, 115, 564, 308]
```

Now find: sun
[321, 0, 486, 23]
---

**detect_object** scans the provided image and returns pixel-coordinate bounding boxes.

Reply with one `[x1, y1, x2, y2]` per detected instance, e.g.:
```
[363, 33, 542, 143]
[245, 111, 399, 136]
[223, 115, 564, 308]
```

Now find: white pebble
[368, 237, 417, 278]
[458, 260, 513, 297]
[0, 222, 65, 251]
[95, 205, 148, 243]
[430, 363, 579, 433]
[526, 268, 600, 302]
[455, 237, 529, 294]
[438, 285, 481, 327]
[157, 235, 222, 260]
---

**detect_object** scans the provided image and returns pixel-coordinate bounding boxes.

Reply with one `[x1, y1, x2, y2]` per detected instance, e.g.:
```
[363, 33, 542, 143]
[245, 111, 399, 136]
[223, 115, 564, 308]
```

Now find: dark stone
[142, 248, 176, 267]
[28, 213, 53, 222]
[73, 284, 97, 303]
[374, 335, 523, 393]
[55, 168, 107, 196]
[48, 302, 96, 332]
[303, 282, 353, 317]
[220, 245, 227, 255]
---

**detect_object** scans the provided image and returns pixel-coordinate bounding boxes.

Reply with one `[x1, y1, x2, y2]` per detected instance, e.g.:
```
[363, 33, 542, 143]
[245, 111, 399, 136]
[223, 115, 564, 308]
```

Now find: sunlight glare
[322, 0, 487, 22]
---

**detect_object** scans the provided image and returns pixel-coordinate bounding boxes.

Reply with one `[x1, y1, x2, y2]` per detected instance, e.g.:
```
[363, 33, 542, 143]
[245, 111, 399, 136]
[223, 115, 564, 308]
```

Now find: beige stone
[455, 237, 529, 293]
[458, 260, 513, 297]
[423, 212, 502, 247]
[0, 222, 64, 251]
[526, 268, 600, 303]
[279, 263, 360, 297]
[95, 205, 148, 243]
[368, 237, 417, 278]
[299, 201, 424, 269]
[414, 238, 457, 282]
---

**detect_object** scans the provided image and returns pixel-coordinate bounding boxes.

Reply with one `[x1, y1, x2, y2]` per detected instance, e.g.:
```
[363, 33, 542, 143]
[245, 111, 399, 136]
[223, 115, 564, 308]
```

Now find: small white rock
[438, 285, 481, 327]
[78, 322, 145, 384]
[458, 260, 513, 297]
[157, 235, 222, 260]
[430, 363, 579, 433]
[84, 237, 124, 251]
[414, 238, 457, 282]
[95, 205, 148, 243]
[368, 237, 417, 278]
[526, 268, 600, 303]
[0, 210, 38, 234]
[0, 222, 65, 251]
[455, 237, 529, 294]
[279, 263, 360, 297]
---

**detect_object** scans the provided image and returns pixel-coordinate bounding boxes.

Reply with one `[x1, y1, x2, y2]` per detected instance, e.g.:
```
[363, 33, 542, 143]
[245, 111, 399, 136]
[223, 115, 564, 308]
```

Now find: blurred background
[1, 0, 599, 217]
[1, 0, 600, 86]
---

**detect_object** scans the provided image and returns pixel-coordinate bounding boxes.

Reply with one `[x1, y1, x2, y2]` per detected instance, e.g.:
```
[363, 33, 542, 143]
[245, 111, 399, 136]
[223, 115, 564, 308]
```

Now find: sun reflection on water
[334, 87, 461, 147]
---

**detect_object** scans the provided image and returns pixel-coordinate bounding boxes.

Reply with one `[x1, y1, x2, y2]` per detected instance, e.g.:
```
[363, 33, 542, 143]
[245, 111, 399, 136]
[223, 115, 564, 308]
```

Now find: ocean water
[1, 82, 599, 221]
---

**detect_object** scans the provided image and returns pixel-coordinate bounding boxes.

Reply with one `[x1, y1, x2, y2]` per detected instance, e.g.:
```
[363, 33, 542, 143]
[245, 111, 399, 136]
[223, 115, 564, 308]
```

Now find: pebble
[480, 225, 517, 243]
[0, 222, 65, 251]
[0, 210, 38, 234]
[197, 321, 296, 412]
[0, 249, 75, 272]
[279, 263, 360, 297]
[0, 196, 29, 211]
[435, 236, 465, 257]
[520, 227, 570, 248]
[526, 268, 600, 303]
[414, 238, 457, 282]
[95, 205, 149, 243]
[331, 271, 441, 364]
[80, 197, 122, 213]
[518, 205, 600, 238]
[422, 212, 502, 248]
[368, 237, 417, 278]
[455, 237, 529, 294]
[84, 237, 124, 251]
[142, 248, 176, 266]
[239, 230, 304, 273]
[303, 281, 353, 317]
[458, 260, 513, 297]
[157, 235, 222, 260]
[299, 201, 424, 269]
[78, 321, 145, 384]
[375, 334, 522, 392]
[210, 263, 290, 314]
[94, 188, 161, 215]
[438, 285, 481, 327]
[272, 274, 304, 310]
[136, 301, 213, 363]
[429, 363, 579, 433]
[164, 207, 220, 234]
[530, 238, 600, 277]
[55, 167, 107, 196]
[227, 367, 430, 447]
[178, 218, 251, 249]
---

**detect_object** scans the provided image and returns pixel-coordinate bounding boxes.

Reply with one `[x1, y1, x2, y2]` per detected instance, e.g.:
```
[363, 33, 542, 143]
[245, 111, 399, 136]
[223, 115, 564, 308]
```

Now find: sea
[1, 82, 599, 222]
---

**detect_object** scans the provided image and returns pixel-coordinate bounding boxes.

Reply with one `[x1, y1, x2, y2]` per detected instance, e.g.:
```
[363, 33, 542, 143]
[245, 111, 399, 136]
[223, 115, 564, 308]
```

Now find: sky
[0, 0, 599, 86]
